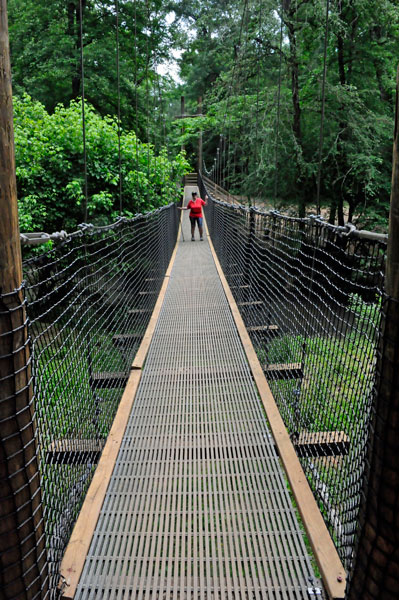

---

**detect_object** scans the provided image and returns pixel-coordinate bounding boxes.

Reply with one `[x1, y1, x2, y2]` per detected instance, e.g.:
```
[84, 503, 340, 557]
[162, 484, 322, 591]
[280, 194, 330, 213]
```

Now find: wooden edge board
[204, 217, 346, 600]
[59, 196, 183, 599]
[131, 201, 182, 369]
[59, 369, 141, 599]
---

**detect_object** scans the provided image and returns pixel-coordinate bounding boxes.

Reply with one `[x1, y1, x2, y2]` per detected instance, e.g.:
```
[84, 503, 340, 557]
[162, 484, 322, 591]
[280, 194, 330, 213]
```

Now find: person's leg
[189, 217, 195, 241]
[198, 218, 204, 240]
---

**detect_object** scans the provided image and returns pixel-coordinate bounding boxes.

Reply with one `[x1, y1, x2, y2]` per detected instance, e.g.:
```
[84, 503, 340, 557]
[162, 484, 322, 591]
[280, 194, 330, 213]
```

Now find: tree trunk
[337, 197, 345, 226]
[0, 2, 48, 597]
[329, 200, 336, 224]
[371, 26, 391, 103]
[346, 66, 399, 600]
[337, 34, 346, 86]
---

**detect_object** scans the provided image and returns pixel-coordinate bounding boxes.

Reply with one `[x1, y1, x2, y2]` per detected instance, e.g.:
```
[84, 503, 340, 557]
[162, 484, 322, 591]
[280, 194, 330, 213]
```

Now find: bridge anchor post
[347, 66, 399, 600]
[0, 3, 48, 596]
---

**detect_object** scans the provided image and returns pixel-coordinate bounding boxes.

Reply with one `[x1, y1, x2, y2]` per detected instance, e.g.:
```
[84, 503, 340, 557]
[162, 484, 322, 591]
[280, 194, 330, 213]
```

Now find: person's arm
[204, 195, 208, 206]
[177, 201, 191, 211]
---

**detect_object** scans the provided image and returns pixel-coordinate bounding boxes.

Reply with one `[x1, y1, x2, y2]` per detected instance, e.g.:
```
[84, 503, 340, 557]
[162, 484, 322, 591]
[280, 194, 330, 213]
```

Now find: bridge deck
[74, 198, 322, 599]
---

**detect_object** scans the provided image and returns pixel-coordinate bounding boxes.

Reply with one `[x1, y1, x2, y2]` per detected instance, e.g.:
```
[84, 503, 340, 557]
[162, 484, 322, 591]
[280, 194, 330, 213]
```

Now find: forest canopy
[8, 0, 399, 232]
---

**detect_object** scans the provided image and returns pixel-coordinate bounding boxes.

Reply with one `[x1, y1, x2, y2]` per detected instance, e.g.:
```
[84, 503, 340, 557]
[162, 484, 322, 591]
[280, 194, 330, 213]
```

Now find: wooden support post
[0, 2, 48, 597]
[347, 66, 399, 600]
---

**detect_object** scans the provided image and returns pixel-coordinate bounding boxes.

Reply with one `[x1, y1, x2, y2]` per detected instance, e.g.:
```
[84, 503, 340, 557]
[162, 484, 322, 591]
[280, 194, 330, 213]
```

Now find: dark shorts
[189, 216, 203, 227]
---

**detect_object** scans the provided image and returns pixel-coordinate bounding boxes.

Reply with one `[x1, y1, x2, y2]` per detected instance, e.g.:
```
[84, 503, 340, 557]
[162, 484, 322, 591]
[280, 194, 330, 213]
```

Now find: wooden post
[346, 66, 399, 600]
[198, 96, 203, 174]
[0, 3, 48, 598]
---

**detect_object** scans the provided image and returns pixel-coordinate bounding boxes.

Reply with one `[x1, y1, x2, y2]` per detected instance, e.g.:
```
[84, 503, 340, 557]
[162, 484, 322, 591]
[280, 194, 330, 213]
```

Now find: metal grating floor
[75, 209, 323, 599]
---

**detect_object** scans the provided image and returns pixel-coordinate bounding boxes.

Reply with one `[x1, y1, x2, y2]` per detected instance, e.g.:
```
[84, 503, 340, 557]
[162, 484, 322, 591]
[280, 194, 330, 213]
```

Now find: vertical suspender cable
[134, 0, 139, 194]
[156, 73, 167, 195]
[219, 134, 223, 188]
[316, 0, 330, 215]
[115, 0, 123, 214]
[145, 0, 151, 206]
[225, 0, 248, 193]
[240, 4, 251, 200]
[274, 5, 284, 208]
[79, 0, 88, 222]
[254, 0, 264, 205]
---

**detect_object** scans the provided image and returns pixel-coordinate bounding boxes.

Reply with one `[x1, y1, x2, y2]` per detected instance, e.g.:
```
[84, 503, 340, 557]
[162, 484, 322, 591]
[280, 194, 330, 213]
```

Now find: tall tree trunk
[329, 200, 336, 224]
[0, 2, 48, 597]
[337, 197, 345, 226]
[346, 65, 399, 600]
[371, 26, 391, 103]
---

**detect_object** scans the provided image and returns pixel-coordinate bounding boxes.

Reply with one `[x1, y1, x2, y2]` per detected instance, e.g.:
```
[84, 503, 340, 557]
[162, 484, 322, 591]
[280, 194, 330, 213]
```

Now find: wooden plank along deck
[71, 205, 327, 599]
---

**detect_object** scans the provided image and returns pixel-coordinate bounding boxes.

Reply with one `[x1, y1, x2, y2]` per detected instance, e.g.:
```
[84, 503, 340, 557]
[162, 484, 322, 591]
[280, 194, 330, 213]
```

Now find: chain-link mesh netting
[0, 205, 178, 598]
[200, 175, 387, 570]
[0, 286, 48, 599]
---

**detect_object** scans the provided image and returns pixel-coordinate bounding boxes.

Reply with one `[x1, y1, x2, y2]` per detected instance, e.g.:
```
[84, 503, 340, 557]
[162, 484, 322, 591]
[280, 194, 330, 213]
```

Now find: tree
[8, 0, 173, 134]
[14, 94, 189, 232]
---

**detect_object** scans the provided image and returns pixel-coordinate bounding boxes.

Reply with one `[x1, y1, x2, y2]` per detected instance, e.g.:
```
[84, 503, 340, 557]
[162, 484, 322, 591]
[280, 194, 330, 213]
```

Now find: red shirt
[187, 197, 206, 218]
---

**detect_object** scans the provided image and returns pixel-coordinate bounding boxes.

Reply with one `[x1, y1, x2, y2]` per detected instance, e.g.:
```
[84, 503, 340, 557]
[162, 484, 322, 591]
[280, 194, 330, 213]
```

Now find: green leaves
[172, 0, 397, 227]
[14, 94, 190, 232]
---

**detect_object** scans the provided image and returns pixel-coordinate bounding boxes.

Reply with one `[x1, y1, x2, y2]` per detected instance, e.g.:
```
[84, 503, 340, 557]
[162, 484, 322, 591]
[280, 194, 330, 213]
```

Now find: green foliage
[8, 0, 174, 134]
[171, 0, 398, 228]
[14, 94, 190, 232]
[9, 0, 399, 230]
[265, 293, 381, 435]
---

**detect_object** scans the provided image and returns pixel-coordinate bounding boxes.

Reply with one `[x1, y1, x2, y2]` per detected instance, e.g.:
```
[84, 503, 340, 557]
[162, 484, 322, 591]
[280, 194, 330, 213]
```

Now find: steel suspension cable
[316, 0, 330, 215]
[274, 4, 284, 209]
[237, 0, 252, 201]
[115, 0, 123, 214]
[134, 0, 139, 193]
[223, 0, 249, 191]
[155, 71, 168, 196]
[145, 0, 151, 206]
[229, 0, 250, 191]
[254, 0, 263, 200]
[79, 0, 88, 222]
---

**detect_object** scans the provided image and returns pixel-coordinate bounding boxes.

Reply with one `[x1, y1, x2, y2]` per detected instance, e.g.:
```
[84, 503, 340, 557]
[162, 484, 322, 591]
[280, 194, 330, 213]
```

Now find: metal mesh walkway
[75, 207, 322, 599]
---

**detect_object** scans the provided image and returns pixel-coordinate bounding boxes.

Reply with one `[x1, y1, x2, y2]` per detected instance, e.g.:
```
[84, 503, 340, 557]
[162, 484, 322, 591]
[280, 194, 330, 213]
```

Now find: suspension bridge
[2, 167, 395, 600]
[60, 182, 334, 600]
[2, 1, 399, 599]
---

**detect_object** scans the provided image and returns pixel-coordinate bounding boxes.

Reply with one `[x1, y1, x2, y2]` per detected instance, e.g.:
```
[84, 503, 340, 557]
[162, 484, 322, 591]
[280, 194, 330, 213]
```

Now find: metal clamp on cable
[20, 232, 51, 246]
[345, 222, 357, 237]
[20, 231, 68, 246]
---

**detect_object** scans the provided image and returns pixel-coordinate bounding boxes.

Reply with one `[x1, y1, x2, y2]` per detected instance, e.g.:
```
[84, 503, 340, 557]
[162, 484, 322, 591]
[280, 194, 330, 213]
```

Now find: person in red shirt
[178, 190, 208, 241]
